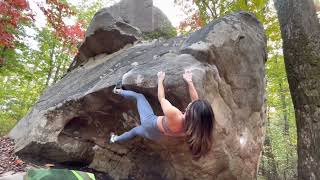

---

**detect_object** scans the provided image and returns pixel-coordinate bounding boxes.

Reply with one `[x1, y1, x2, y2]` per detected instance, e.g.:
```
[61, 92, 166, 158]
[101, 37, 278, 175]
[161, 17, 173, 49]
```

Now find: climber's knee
[133, 126, 147, 138]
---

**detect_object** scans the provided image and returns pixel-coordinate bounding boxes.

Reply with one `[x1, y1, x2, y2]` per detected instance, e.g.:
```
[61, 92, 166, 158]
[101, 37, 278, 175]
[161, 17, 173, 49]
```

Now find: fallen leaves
[0, 136, 26, 175]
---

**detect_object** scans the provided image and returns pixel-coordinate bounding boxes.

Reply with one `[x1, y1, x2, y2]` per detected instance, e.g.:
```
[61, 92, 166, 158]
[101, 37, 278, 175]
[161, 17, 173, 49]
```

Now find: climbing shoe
[113, 81, 122, 94]
[109, 132, 118, 144]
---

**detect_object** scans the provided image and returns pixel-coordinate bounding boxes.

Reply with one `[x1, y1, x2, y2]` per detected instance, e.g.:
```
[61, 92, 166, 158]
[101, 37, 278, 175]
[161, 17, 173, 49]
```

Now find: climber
[110, 70, 215, 159]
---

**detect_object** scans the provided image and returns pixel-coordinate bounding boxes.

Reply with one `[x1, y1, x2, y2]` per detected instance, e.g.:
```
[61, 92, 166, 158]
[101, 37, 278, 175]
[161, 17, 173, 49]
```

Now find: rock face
[105, 0, 173, 33]
[70, 0, 175, 72]
[10, 11, 267, 180]
[70, 11, 142, 72]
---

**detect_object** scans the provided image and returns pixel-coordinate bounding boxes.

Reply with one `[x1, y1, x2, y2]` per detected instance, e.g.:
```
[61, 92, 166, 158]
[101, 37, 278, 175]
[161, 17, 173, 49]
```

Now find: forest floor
[0, 136, 28, 176]
[0, 136, 111, 180]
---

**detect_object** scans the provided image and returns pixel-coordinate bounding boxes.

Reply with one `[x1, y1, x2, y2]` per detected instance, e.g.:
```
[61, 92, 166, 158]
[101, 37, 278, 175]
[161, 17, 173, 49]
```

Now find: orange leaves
[179, 11, 204, 32]
[11, 0, 29, 9]
[174, 0, 204, 33]
[61, 21, 85, 43]
[0, 32, 14, 47]
[38, 0, 85, 55]
[0, 0, 33, 48]
[15, 159, 24, 165]
[59, 21, 85, 54]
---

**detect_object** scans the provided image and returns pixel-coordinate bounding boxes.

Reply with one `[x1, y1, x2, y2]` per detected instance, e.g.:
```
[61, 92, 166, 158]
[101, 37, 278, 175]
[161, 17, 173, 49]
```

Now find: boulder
[10, 11, 267, 180]
[104, 0, 175, 35]
[69, 11, 142, 72]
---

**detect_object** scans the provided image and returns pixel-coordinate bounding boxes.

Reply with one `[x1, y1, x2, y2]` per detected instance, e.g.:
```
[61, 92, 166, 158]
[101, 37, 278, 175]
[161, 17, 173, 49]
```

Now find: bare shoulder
[166, 106, 183, 122]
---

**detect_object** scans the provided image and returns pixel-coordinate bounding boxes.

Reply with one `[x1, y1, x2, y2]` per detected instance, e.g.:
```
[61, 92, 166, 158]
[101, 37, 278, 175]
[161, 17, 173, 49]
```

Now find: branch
[201, 0, 216, 18]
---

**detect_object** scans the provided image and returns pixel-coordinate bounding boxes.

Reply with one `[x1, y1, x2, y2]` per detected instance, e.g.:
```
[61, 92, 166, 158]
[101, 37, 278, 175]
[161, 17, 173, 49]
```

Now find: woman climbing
[110, 70, 215, 159]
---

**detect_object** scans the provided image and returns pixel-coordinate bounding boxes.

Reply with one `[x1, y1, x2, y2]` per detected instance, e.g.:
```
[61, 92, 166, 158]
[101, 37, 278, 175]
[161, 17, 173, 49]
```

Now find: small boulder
[69, 11, 141, 72]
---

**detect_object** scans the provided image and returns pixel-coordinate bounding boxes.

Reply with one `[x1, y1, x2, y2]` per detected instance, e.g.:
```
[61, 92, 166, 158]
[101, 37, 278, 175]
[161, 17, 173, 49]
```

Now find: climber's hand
[157, 71, 165, 82]
[183, 69, 193, 83]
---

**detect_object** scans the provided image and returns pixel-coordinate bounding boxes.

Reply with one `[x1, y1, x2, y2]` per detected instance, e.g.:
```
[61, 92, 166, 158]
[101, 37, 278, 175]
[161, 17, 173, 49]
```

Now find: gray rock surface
[10, 11, 267, 180]
[69, 11, 141, 72]
[0, 172, 25, 180]
[104, 0, 174, 33]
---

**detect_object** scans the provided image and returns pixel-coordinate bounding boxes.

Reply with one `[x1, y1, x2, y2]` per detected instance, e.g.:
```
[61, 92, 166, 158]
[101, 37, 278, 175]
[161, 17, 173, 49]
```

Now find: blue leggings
[114, 90, 164, 142]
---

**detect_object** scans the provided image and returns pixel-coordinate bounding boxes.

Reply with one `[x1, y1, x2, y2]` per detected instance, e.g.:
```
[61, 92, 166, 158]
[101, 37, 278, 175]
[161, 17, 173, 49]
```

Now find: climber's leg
[113, 126, 147, 142]
[115, 90, 164, 141]
[119, 90, 155, 127]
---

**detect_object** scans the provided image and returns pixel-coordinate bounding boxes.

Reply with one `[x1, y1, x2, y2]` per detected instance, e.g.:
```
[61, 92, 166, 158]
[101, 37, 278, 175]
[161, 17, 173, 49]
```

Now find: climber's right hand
[157, 71, 165, 83]
[183, 69, 193, 83]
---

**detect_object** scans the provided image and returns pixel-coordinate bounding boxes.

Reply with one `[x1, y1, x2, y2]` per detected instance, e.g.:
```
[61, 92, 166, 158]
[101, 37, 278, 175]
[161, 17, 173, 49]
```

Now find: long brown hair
[184, 100, 215, 159]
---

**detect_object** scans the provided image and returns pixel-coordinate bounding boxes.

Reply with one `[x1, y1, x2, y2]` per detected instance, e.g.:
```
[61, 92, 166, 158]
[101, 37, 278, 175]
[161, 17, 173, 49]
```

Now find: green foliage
[0, 0, 102, 136]
[143, 22, 178, 40]
[262, 54, 297, 179]
[0, 39, 45, 135]
[0, 27, 74, 136]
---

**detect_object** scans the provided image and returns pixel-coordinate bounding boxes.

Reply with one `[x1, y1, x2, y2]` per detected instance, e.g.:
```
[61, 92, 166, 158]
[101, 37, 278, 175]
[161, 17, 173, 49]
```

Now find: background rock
[70, 0, 176, 72]
[105, 0, 174, 34]
[69, 11, 142, 72]
[10, 11, 267, 180]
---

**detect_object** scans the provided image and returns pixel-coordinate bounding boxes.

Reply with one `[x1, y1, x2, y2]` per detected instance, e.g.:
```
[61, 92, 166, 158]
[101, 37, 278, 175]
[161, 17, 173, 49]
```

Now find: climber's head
[183, 99, 215, 159]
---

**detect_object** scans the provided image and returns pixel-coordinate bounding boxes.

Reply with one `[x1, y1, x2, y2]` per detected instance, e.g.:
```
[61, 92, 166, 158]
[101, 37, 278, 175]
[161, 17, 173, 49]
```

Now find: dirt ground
[0, 136, 27, 175]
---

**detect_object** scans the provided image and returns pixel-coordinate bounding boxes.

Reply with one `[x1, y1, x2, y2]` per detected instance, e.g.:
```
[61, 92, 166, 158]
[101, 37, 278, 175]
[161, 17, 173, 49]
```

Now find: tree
[274, 0, 320, 179]
[175, 0, 272, 33]
[0, 0, 33, 47]
[39, 0, 85, 55]
[0, 0, 33, 66]
[260, 105, 281, 180]
[0, 37, 44, 136]
[0, 0, 87, 136]
[264, 54, 297, 180]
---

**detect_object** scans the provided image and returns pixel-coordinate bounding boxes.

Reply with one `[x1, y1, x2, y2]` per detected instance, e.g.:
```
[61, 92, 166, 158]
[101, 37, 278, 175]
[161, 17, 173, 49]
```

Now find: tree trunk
[261, 106, 281, 180]
[264, 107, 280, 180]
[53, 60, 62, 83]
[274, 0, 320, 179]
[279, 81, 289, 180]
[263, 135, 281, 180]
[0, 47, 7, 66]
[45, 44, 56, 87]
[279, 82, 289, 135]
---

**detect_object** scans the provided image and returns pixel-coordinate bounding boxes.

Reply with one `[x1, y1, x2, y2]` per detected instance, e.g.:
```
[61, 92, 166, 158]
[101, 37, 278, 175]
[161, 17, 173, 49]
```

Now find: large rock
[70, 0, 176, 72]
[70, 11, 142, 72]
[10, 11, 267, 180]
[104, 0, 174, 34]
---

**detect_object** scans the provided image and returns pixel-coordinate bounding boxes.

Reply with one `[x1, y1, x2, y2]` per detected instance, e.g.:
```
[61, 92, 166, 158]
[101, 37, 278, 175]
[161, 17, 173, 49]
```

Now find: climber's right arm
[183, 70, 199, 102]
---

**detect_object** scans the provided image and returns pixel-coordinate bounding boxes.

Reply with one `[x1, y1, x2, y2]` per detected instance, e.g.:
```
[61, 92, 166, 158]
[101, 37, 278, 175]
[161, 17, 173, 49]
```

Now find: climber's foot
[113, 81, 123, 94]
[109, 132, 118, 144]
